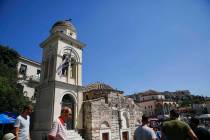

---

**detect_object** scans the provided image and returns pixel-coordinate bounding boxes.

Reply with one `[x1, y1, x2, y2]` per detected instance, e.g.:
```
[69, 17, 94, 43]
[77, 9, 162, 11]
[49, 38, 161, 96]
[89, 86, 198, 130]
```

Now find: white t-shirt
[134, 125, 157, 140]
[14, 115, 30, 140]
[48, 118, 67, 140]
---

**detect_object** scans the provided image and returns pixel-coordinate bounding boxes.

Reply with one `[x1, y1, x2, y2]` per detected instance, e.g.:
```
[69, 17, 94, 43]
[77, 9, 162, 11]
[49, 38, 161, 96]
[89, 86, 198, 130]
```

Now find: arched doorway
[61, 94, 75, 130]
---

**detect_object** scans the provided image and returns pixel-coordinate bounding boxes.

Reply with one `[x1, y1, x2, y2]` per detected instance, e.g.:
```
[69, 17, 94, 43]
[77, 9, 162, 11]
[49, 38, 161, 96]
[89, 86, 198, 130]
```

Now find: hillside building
[17, 56, 41, 102]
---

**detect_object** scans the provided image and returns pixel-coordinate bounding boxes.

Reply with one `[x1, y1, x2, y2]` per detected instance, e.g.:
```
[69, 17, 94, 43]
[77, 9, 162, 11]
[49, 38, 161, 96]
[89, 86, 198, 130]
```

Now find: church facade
[83, 83, 142, 140]
[31, 20, 142, 140]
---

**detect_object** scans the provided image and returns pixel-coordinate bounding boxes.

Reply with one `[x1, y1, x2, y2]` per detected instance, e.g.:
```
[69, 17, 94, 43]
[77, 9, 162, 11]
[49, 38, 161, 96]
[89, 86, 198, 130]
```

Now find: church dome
[85, 82, 114, 92]
[51, 20, 77, 32]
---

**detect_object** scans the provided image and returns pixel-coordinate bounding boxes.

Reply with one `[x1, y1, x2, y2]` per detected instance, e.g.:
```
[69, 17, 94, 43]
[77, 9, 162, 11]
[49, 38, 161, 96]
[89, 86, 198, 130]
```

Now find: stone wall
[83, 91, 142, 140]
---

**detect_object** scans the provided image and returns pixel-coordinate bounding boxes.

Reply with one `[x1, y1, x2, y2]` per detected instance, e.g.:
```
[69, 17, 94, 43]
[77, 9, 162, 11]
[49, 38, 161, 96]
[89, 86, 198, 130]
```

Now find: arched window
[61, 54, 77, 79]
[62, 54, 69, 76]
[100, 121, 110, 128]
[121, 112, 129, 129]
[70, 58, 76, 79]
[32, 89, 38, 100]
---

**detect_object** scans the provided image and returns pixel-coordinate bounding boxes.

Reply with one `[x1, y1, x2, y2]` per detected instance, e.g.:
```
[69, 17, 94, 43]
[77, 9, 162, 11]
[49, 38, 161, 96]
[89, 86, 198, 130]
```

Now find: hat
[3, 133, 16, 140]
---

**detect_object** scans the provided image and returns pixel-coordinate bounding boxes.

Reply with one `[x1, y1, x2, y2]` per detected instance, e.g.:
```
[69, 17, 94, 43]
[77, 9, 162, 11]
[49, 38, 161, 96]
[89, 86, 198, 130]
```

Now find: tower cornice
[40, 32, 86, 49]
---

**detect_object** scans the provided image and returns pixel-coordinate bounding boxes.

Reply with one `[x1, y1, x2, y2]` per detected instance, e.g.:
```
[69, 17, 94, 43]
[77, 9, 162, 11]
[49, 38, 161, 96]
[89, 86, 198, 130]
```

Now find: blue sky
[1, 0, 210, 96]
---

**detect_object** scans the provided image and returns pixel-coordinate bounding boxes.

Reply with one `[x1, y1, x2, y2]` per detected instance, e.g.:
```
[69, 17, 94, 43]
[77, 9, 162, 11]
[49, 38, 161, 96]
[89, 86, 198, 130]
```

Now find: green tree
[0, 45, 29, 113]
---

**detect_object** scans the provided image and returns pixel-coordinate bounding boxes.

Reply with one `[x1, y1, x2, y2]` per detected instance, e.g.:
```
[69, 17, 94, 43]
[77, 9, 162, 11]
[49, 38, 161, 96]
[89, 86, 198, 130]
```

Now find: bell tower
[32, 20, 85, 139]
[41, 20, 83, 85]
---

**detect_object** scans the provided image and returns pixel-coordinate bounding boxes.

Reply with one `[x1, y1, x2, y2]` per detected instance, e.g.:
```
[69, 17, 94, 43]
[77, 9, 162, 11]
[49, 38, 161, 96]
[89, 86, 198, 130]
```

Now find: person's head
[22, 105, 33, 115]
[189, 117, 199, 129]
[60, 106, 72, 121]
[3, 133, 16, 140]
[169, 109, 179, 119]
[153, 127, 158, 131]
[142, 114, 149, 125]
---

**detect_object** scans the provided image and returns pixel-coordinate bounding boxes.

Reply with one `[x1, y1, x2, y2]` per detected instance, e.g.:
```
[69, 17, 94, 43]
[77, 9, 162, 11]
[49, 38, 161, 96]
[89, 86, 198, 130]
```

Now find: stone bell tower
[32, 20, 85, 139]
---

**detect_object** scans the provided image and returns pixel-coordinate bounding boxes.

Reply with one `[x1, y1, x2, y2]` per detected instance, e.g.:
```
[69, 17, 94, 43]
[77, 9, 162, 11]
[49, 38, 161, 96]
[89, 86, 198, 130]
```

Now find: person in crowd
[48, 106, 72, 140]
[153, 126, 161, 140]
[14, 105, 33, 140]
[189, 117, 210, 140]
[161, 109, 198, 140]
[134, 115, 157, 140]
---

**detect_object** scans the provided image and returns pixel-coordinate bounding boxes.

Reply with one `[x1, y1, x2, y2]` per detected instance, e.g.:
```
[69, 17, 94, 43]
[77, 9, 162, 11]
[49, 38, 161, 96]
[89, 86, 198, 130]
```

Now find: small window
[37, 69, 41, 76]
[32, 89, 38, 100]
[19, 64, 27, 75]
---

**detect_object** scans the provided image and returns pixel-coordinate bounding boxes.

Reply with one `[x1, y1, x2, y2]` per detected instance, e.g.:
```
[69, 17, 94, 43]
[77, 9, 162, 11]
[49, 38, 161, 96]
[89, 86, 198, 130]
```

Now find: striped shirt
[48, 118, 67, 140]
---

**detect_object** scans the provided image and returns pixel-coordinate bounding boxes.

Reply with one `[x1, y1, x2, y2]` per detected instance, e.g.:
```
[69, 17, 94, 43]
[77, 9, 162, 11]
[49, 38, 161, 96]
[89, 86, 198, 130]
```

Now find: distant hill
[127, 90, 208, 107]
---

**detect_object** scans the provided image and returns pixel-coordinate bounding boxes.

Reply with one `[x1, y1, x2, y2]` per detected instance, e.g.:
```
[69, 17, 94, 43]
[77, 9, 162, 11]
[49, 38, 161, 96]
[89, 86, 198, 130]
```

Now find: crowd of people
[134, 109, 210, 140]
[2, 105, 210, 140]
[2, 105, 72, 140]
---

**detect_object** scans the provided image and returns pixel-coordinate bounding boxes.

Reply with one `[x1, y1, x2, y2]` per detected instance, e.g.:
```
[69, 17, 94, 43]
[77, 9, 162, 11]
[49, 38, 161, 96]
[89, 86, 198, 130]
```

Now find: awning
[0, 114, 16, 124]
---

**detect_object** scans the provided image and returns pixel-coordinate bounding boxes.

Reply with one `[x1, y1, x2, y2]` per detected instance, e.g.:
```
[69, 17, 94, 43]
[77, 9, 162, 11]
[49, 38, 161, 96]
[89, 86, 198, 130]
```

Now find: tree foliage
[0, 45, 29, 113]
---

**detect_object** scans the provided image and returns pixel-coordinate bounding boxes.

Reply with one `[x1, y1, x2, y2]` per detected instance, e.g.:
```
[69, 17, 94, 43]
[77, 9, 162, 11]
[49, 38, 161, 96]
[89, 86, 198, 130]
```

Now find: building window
[60, 30, 64, 33]
[62, 54, 69, 76]
[70, 59, 76, 79]
[37, 69, 41, 77]
[19, 64, 27, 75]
